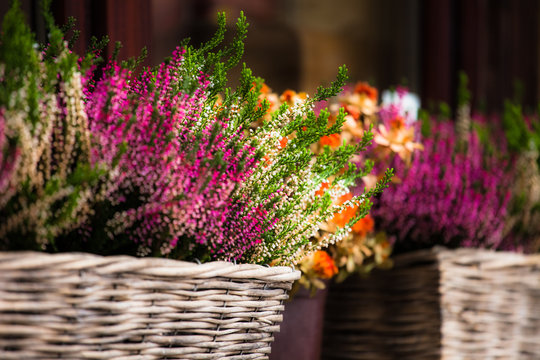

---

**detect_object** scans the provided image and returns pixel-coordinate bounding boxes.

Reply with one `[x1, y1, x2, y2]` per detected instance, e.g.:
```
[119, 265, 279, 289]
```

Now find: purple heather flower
[372, 120, 512, 252]
[85, 47, 276, 261]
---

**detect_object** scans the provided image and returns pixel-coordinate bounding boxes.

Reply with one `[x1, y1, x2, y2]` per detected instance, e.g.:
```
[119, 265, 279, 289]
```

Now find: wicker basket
[0, 251, 299, 359]
[322, 247, 540, 360]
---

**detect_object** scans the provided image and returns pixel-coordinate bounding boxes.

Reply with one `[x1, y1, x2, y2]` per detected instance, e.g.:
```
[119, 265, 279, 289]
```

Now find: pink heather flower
[85, 63, 131, 167]
[0, 109, 20, 195]
[85, 47, 276, 261]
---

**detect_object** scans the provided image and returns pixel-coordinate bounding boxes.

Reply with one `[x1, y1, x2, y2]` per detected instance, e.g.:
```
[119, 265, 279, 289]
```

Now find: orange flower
[354, 82, 378, 101]
[280, 90, 307, 106]
[343, 104, 361, 120]
[260, 82, 270, 94]
[312, 250, 338, 279]
[315, 181, 330, 197]
[213, 94, 225, 113]
[279, 137, 288, 149]
[340, 94, 377, 117]
[389, 116, 406, 130]
[337, 82, 379, 117]
[351, 214, 374, 237]
[331, 193, 358, 227]
[319, 133, 341, 148]
[374, 123, 423, 165]
[280, 89, 296, 103]
[254, 82, 280, 119]
[332, 206, 358, 228]
[337, 193, 352, 204]
[263, 154, 271, 167]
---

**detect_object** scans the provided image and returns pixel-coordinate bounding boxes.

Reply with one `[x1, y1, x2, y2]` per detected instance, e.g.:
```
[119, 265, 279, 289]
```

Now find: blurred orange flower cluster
[297, 250, 338, 293]
[319, 133, 341, 148]
[255, 82, 414, 292]
[323, 190, 390, 279]
[312, 250, 339, 279]
[330, 193, 357, 228]
[312, 81, 421, 281]
[352, 213, 375, 237]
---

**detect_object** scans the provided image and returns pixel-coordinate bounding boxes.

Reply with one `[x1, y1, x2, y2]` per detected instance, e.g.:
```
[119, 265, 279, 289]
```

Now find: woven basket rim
[392, 246, 540, 270]
[0, 251, 301, 282]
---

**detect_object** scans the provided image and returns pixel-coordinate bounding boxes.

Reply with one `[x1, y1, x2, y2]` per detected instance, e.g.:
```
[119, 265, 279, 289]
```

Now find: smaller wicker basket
[322, 247, 540, 360]
[0, 251, 300, 359]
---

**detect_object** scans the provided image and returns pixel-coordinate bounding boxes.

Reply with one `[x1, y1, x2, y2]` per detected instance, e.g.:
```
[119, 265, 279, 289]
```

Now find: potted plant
[0, 2, 391, 358]
[321, 75, 540, 360]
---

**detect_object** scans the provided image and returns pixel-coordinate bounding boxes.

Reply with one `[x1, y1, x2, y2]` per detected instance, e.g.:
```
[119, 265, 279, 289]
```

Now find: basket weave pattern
[0, 252, 299, 359]
[322, 247, 540, 359]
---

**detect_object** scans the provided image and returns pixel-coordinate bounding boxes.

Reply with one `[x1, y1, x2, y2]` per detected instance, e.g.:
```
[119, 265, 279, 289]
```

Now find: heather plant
[500, 100, 540, 252]
[0, 6, 391, 265]
[372, 118, 512, 253]
[446, 72, 540, 253]
[76, 51, 270, 260]
[0, 1, 115, 251]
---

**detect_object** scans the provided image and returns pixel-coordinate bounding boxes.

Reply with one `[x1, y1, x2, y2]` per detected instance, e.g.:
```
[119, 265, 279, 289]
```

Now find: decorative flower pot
[269, 285, 329, 360]
[322, 247, 540, 359]
[0, 251, 299, 359]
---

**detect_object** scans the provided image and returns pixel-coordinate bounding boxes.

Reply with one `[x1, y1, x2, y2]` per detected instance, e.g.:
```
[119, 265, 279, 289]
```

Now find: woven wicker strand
[322, 247, 540, 360]
[0, 251, 300, 360]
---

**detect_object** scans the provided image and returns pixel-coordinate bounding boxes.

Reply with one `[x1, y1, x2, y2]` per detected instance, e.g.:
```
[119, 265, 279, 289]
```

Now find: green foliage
[79, 35, 110, 71]
[177, 11, 249, 98]
[122, 47, 148, 72]
[59, 16, 80, 50]
[0, 0, 40, 123]
[314, 65, 349, 102]
[472, 122, 496, 156]
[502, 100, 540, 153]
[418, 108, 431, 137]
[0, 0, 109, 250]
[457, 71, 471, 107]
[438, 102, 452, 120]
[513, 78, 524, 105]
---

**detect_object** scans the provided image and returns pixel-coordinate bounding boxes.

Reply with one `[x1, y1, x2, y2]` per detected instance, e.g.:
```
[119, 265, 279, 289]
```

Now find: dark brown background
[1, 0, 538, 114]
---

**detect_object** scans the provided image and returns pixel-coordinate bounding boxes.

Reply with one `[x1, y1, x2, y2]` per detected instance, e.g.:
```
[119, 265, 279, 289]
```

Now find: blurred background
[1, 0, 539, 114]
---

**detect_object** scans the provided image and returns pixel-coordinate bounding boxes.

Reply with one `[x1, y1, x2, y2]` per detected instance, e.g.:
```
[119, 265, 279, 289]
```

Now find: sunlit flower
[354, 82, 378, 101]
[312, 250, 338, 279]
[340, 114, 366, 144]
[280, 89, 307, 106]
[315, 181, 330, 197]
[352, 213, 374, 236]
[319, 133, 341, 148]
[331, 193, 357, 227]
[374, 122, 423, 165]
[332, 231, 391, 275]
[338, 82, 379, 117]
[361, 173, 378, 190]
[256, 83, 280, 120]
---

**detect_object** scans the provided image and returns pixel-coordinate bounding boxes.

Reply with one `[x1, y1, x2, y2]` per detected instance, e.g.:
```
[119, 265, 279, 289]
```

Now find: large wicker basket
[322, 247, 540, 359]
[0, 251, 299, 359]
